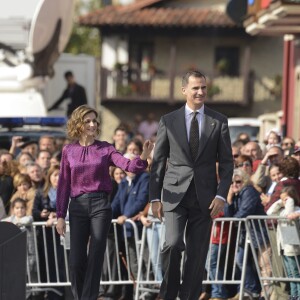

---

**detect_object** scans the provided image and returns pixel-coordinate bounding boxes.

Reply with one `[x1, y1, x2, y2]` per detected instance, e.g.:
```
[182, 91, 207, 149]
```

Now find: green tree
[65, 0, 102, 57]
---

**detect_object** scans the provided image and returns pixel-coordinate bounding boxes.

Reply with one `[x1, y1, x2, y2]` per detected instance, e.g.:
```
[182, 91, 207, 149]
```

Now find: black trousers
[69, 192, 112, 300]
[160, 182, 212, 300]
[98, 231, 123, 299]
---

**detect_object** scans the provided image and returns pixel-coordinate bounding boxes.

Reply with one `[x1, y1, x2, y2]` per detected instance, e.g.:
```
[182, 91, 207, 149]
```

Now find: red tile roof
[79, 5, 237, 28]
[118, 0, 165, 12]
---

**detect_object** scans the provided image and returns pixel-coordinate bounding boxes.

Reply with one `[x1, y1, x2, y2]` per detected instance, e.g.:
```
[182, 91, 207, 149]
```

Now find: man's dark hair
[64, 71, 73, 79]
[182, 70, 206, 87]
[37, 149, 51, 158]
[114, 126, 127, 135]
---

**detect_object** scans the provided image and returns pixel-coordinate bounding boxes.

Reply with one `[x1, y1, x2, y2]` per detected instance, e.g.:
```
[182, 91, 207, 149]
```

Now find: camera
[21, 137, 30, 142]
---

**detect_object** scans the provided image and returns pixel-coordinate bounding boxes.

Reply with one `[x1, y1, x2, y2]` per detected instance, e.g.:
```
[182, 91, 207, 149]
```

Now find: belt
[72, 192, 108, 200]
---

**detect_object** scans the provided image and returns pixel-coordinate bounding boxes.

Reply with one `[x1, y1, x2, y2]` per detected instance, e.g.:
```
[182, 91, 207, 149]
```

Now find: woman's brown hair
[67, 105, 101, 140]
[279, 156, 299, 179]
[43, 165, 60, 198]
[281, 185, 300, 206]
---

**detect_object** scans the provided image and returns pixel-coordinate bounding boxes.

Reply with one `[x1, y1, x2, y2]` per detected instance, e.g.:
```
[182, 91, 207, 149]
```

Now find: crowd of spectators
[2, 115, 300, 300]
[0, 112, 159, 300]
[203, 130, 300, 300]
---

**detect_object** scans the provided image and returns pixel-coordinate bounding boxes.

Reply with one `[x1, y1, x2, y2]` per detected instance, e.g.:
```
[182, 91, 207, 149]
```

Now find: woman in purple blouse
[55, 105, 153, 300]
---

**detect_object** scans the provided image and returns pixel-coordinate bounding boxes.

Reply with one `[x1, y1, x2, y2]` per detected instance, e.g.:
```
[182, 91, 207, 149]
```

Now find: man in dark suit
[149, 70, 233, 300]
[48, 71, 87, 117]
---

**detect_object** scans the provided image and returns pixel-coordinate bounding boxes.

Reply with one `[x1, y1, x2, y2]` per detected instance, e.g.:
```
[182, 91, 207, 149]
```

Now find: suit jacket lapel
[196, 110, 216, 160]
[172, 106, 191, 160]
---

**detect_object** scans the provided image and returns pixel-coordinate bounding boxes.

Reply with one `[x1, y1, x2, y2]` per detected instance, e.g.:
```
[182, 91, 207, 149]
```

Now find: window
[129, 42, 154, 80]
[215, 47, 239, 76]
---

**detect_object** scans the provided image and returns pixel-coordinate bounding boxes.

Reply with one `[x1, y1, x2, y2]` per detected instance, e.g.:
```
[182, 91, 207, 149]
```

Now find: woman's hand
[140, 215, 152, 227]
[288, 212, 300, 220]
[140, 140, 154, 160]
[227, 185, 234, 205]
[46, 218, 57, 227]
[41, 209, 50, 218]
[56, 218, 66, 236]
[260, 193, 270, 207]
[48, 212, 56, 219]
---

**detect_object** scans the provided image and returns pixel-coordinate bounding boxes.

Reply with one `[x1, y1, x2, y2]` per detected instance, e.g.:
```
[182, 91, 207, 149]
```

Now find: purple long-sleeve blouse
[56, 140, 148, 218]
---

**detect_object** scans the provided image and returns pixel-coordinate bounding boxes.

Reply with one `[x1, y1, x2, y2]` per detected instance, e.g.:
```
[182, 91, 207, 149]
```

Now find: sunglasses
[232, 180, 242, 184]
[282, 142, 294, 146]
[237, 162, 251, 167]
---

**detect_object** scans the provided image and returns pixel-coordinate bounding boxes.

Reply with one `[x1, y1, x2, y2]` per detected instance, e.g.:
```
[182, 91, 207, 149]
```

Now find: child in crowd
[260, 163, 283, 207]
[3, 197, 32, 225]
[267, 186, 300, 299]
[10, 173, 35, 215]
[2, 198, 36, 274]
[265, 130, 281, 151]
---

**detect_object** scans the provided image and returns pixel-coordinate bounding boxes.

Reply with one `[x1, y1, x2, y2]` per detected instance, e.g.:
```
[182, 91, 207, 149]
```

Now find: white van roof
[228, 118, 261, 126]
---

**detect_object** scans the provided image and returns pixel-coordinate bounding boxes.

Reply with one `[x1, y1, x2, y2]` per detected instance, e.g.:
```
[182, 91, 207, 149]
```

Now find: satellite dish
[28, 0, 75, 55]
[26, 0, 75, 77]
[226, 0, 248, 25]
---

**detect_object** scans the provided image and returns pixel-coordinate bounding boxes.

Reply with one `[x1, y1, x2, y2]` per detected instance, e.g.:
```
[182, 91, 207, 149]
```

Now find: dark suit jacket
[149, 105, 233, 215]
[49, 83, 87, 116]
[111, 172, 149, 237]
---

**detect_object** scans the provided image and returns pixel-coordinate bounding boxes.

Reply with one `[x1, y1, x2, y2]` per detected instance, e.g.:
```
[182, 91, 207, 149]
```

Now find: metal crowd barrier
[245, 216, 300, 300]
[135, 220, 166, 300]
[135, 216, 300, 300]
[26, 221, 70, 297]
[25, 219, 142, 298]
[22, 216, 300, 300]
[135, 218, 249, 300]
[100, 219, 142, 286]
[204, 218, 249, 297]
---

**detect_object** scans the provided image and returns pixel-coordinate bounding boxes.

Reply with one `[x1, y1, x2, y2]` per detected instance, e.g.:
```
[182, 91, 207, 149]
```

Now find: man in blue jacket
[111, 159, 149, 300]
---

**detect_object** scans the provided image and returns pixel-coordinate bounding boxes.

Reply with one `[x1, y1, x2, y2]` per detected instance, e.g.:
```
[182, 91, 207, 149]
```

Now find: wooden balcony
[100, 68, 256, 106]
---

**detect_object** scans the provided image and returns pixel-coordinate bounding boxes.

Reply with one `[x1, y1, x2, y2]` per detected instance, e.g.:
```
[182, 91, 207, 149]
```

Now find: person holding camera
[9, 136, 38, 159]
[252, 145, 284, 194]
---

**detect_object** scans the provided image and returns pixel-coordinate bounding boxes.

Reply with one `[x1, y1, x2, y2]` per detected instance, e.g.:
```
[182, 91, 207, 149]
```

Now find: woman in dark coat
[32, 165, 65, 300]
[225, 169, 269, 300]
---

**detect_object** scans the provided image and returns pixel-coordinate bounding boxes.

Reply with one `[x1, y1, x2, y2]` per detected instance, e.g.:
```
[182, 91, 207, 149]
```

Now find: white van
[228, 118, 261, 143]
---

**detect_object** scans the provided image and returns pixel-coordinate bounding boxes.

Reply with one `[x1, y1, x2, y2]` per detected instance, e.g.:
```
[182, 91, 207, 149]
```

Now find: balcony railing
[100, 68, 263, 105]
